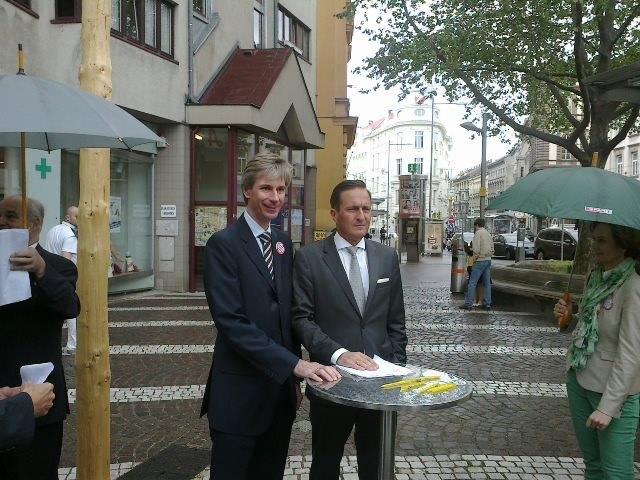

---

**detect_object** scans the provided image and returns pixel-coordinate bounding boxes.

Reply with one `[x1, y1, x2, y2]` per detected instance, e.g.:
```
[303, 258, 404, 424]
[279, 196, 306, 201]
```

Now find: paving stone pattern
[57, 257, 640, 479]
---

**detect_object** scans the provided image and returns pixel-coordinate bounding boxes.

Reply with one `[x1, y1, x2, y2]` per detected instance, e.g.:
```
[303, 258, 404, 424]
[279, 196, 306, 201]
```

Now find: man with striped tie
[201, 151, 340, 480]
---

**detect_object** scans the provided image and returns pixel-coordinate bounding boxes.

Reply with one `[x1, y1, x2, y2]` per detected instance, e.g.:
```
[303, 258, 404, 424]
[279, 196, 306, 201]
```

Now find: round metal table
[306, 364, 473, 480]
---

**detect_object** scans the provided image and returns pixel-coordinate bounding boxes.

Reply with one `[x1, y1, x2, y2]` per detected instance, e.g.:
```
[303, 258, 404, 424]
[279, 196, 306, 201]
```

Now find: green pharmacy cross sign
[408, 163, 420, 174]
[35, 157, 52, 179]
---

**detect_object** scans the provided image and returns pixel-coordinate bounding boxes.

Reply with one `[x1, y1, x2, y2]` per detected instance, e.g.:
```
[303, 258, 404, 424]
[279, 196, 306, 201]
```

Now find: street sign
[408, 163, 420, 174]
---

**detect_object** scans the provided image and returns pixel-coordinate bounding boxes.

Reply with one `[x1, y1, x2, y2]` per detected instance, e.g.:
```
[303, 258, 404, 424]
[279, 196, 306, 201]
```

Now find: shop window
[193, 206, 228, 290]
[291, 208, 303, 250]
[277, 6, 311, 61]
[60, 150, 154, 276]
[290, 150, 305, 207]
[111, 0, 174, 57]
[194, 128, 229, 202]
[236, 130, 257, 203]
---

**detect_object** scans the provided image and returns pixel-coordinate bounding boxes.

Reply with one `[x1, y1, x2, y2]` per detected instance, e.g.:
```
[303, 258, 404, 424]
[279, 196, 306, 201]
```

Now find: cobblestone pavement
[57, 254, 640, 479]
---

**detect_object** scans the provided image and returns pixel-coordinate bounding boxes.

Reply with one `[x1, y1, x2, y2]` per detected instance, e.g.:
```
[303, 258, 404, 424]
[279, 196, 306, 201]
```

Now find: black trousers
[0, 422, 63, 480]
[209, 387, 294, 480]
[309, 399, 386, 480]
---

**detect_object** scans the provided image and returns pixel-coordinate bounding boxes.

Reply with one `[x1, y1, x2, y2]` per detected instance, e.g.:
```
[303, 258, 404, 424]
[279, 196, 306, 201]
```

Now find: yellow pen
[421, 383, 457, 395]
[401, 380, 439, 392]
[381, 376, 441, 389]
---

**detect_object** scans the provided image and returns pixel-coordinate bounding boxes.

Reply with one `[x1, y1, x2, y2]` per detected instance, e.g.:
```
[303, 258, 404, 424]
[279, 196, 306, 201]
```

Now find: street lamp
[460, 112, 489, 218]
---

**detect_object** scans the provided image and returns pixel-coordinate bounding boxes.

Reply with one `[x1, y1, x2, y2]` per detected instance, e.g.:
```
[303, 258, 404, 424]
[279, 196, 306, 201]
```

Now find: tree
[345, 0, 640, 166]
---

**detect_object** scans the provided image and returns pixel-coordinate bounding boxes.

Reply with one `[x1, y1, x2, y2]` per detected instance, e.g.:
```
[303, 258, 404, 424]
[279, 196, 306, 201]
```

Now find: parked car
[533, 227, 579, 260]
[492, 233, 534, 259]
[451, 232, 474, 251]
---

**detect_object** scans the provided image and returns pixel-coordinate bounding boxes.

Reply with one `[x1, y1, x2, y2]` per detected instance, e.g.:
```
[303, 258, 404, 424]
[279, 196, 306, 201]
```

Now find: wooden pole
[77, 1, 112, 478]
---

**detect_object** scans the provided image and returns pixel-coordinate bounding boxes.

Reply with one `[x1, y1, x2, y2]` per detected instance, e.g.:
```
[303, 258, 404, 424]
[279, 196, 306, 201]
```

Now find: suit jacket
[568, 270, 640, 418]
[0, 393, 34, 451]
[292, 235, 407, 369]
[0, 245, 80, 426]
[200, 215, 301, 436]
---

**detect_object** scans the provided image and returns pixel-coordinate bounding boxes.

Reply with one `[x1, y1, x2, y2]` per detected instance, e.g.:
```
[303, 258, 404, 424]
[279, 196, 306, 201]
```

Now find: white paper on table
[418, 369, 452, 382]
[336, 355, 413, 378]
[0, 229, 32, 307]
[20, 362, 54, 384]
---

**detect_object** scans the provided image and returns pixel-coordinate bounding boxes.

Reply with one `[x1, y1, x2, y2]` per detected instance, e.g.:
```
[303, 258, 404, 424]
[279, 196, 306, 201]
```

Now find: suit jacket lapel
[323, 235, 361, 316]
[364, 240, 381, 314]
[238, 216, 275, 290]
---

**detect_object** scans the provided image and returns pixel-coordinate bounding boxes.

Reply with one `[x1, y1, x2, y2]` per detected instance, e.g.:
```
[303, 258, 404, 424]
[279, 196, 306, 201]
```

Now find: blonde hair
[241, 151, 293, 192]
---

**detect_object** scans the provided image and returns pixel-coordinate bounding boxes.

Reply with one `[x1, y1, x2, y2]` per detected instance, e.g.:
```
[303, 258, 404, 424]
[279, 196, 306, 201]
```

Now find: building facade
[1, 0, 328, 292]
[313, 0, 357, 235]
[347, 95, 453, 234]
[605, 132, 640, 177]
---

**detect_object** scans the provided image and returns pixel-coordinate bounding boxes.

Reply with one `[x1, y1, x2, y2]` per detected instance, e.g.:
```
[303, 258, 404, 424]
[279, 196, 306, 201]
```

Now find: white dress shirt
[330, 232, 369, 364]
[243, 211, 271, 255]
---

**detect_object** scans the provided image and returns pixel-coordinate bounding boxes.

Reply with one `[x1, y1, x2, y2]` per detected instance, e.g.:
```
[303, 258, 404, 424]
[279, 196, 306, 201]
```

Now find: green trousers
[567, 369, 640, 479]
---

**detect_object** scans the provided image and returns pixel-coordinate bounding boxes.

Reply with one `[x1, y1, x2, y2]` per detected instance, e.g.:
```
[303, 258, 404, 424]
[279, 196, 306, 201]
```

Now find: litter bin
[515, 246, 526, 263]
[450, 248, 467, 293]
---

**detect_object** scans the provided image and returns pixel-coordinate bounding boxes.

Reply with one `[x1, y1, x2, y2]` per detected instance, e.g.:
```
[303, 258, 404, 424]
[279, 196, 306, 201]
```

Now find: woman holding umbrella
[554, 222, 640, 479]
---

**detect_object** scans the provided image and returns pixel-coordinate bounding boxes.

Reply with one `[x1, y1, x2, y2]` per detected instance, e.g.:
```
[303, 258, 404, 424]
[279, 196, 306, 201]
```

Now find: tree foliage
[345, 0, 640, 167]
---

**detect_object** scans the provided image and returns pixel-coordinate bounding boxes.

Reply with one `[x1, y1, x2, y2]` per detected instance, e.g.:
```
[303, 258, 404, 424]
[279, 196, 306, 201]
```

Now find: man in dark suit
[201, 152, 340, 480]
[0, 382, 55, 451]
[293, 180, 407, 480]
[0, 195, 80, 479]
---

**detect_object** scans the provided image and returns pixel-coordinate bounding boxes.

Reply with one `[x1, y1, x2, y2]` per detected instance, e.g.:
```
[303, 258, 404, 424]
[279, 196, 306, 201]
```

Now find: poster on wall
[194, 207, 227, 246]
[399, 176, 423, 218]
[110, 196, 122, 233]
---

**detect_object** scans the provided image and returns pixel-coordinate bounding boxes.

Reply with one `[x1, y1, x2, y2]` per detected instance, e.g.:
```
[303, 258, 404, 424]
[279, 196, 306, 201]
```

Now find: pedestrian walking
[554, 222, 640, 479]
[460, 218, 493, 311]
[45, 206, 79, 355]
[200, 152, 339, 480]
[0, 195, 80, 480]
[293, 180, 407, 480]
[380, 225, 387, 245]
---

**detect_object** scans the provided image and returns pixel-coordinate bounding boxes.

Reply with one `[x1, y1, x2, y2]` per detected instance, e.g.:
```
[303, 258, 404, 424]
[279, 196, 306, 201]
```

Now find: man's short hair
[330, 180, 372, 210]
[241, 151, 293, 192]
[473, 218, 485, 228]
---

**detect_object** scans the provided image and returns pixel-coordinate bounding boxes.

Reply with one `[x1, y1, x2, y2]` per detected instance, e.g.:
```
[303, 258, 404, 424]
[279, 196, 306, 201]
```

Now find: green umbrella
[488, 167, 640, 229]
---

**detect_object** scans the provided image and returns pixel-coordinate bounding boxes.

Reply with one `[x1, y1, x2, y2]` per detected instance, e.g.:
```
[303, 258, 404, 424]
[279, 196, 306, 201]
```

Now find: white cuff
[330, 348, 348, 365]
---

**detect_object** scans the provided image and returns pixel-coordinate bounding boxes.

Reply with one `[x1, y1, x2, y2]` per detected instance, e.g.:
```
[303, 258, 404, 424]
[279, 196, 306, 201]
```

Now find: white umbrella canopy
[0, 73, 162, 150]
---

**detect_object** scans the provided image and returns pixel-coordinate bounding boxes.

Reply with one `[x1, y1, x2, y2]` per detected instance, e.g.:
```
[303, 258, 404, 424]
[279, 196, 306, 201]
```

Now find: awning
[186, 48, 325, 149]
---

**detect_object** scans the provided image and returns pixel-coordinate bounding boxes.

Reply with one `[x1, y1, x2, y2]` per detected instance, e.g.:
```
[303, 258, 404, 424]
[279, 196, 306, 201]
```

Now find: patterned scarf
[569, 257, 635, 370]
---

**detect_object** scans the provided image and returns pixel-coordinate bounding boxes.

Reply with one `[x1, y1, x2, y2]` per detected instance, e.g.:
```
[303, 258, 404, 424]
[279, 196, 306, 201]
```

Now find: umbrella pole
[18, 45, 27, 229]
[21, 132, 27, 229]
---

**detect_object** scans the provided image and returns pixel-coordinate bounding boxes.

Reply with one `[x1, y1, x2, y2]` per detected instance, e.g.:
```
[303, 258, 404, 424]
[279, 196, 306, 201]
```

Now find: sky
[346, 8, 513, 176]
